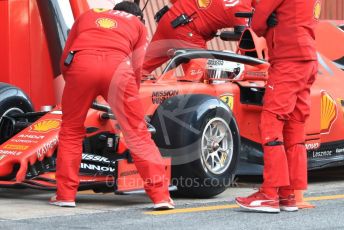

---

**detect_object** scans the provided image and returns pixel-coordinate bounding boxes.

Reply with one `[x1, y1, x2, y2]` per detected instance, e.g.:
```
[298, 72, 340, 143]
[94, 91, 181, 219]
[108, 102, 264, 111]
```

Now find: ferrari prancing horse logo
[93, 8, 109, 13]
[220, 94, 234, 110]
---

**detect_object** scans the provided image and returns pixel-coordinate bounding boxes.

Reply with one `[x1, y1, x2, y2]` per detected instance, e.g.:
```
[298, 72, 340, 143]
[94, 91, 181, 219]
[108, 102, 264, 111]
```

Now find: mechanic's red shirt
[252, 0, 321, 61]
[61, 9, 147, 80]
[169, 0, 252, 40]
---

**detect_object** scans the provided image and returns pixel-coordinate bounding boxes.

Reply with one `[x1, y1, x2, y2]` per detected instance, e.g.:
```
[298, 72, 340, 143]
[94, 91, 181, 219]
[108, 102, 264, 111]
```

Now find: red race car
[0, 1, 344, 198]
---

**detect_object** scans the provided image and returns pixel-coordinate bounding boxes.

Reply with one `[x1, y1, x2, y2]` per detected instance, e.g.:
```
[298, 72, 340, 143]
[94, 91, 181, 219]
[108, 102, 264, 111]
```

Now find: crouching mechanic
[50, 1, 174, 210]
[142, 0, 252, 74]
[236, 0, 321, 213]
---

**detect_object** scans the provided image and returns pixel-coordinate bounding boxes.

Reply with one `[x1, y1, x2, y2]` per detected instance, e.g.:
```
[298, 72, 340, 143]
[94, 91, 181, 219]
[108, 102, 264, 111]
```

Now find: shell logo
[197, 0, 212, 9]
[313, 0, 321, 20]
[96, 18, 117, 29]
[30, 119, 61, 133]
[320, 91, 337, 133]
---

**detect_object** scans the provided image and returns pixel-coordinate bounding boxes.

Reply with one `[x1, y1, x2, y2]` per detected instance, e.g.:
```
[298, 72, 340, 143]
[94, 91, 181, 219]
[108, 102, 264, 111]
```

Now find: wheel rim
[201, 117, 234, 175]
[0, 107, 24, 123]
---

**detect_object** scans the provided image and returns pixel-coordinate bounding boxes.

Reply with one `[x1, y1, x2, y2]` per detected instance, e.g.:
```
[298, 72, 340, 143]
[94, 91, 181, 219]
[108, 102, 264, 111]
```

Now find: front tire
[0, 83, 34, 143]
[151, 94, 240, 198]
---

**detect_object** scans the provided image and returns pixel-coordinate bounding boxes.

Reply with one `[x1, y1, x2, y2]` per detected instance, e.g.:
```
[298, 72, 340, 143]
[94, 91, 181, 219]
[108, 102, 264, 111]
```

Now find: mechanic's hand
[154, 5, 170, 23]
[267, 12, 278, 27]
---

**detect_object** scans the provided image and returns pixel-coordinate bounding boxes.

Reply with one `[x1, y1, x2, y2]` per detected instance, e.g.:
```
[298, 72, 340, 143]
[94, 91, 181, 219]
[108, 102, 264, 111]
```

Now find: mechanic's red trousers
[56, 50, 170, 203]
[260, 60, 317, 193]
[143, 12, 206, 74]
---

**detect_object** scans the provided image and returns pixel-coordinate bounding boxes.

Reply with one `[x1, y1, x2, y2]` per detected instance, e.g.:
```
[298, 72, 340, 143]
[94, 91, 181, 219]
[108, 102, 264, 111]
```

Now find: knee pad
[283, 120, 305, 149]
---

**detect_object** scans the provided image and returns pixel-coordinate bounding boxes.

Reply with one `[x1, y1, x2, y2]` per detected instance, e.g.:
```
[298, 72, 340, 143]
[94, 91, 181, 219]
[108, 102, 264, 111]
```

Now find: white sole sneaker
[153, 202, 175, 210]
[153, 198, 175, 210]
[236, 200, 280, 213]
[280, 206, 298, 212]
[49, 195, 76, 207]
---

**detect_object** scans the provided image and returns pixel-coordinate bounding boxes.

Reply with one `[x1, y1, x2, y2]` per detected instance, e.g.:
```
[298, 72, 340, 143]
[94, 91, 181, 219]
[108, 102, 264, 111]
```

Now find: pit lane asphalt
[1, 167, 344, 230]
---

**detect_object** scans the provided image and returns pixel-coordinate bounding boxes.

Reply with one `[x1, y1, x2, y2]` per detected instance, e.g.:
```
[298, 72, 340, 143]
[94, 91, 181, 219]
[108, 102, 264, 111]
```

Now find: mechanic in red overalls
[142, 0, 252, 74]
[49, 1, 174, 210]
[236, 0, 321, 213]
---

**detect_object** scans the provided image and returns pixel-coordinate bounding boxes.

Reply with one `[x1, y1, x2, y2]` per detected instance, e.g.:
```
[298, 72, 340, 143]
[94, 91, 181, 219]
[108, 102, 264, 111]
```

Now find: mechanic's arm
[251, 0, 283, 36]
[132, 25, 148, 88]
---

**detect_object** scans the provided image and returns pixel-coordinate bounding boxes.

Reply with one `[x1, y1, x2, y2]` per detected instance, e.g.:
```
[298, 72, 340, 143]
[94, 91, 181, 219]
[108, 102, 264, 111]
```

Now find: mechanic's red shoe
[279, 194, 298, 212]
[235, 190, 280, 213]
[49, 195, 76, 207]
[153, 197, 175, 210]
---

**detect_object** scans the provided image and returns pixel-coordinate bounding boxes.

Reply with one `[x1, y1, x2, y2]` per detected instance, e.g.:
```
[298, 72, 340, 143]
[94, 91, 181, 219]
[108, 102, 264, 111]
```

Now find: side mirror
[219, 25, 246, 41]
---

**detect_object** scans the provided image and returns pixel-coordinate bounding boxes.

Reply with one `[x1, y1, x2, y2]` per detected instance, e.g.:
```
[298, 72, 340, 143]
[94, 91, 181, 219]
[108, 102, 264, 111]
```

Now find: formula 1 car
[0, 97, 171, 194]
[0, 2, 344, 198]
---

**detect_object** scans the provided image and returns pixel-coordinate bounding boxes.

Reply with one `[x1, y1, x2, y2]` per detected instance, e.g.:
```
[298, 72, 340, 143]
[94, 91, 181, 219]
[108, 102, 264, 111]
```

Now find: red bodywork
[0, 0, 57, 110]
[0, 0, 344, 192]
[0, 103, 171, 191]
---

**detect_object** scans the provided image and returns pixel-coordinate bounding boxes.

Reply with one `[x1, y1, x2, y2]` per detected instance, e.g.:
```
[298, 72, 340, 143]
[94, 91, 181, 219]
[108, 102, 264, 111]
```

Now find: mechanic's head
[113, 1, 144, 23]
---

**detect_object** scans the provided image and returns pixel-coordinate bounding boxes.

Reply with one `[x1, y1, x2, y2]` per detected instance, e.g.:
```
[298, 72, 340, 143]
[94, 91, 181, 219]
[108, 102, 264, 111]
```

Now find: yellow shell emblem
[31, 119, 61, 133]
[197, 0, 212, 9]
[314, 1, 321, 20]
[96, 18, 117, 29]
[320, 92, 337, 133]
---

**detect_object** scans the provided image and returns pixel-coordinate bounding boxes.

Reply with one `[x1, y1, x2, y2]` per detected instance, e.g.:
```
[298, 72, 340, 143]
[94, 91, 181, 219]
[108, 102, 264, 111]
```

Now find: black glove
[267, 12, 278, 27]
[154, 5, 170, 23]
